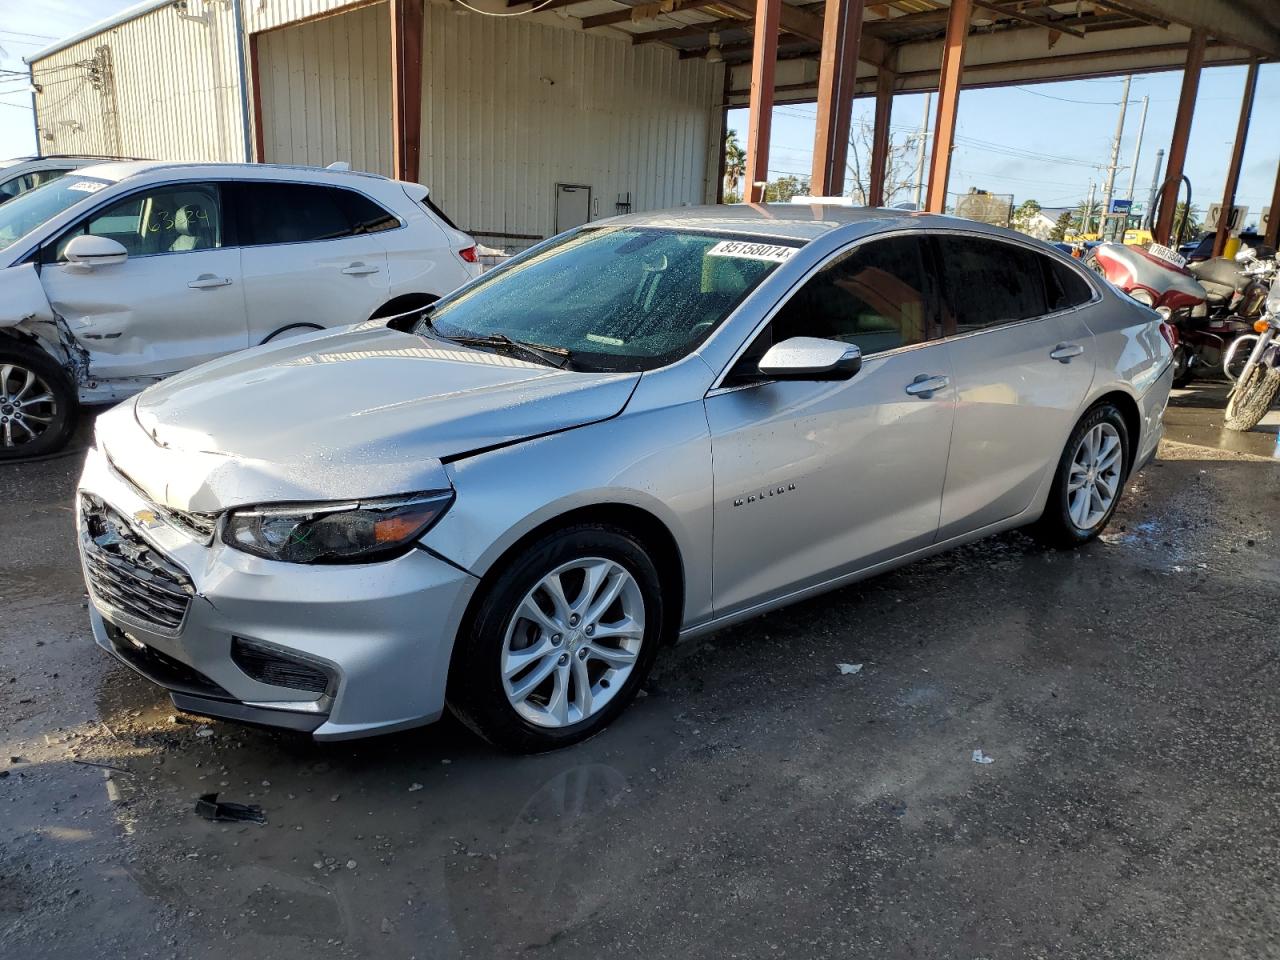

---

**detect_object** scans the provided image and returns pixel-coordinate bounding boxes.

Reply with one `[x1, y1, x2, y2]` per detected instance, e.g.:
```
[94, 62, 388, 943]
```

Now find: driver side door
[704, 234, 956, 616]
[37, 182, 247, 380]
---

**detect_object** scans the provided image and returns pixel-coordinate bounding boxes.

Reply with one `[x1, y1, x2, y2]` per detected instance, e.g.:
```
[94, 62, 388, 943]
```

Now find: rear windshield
[0, 176, 109, 253]
[421, 227, 796, 372]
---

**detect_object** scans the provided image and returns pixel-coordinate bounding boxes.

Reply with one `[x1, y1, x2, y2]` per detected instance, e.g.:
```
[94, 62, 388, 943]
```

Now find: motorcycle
[1224, 272, 1280, 432]
[1088, 242, 1276, 386]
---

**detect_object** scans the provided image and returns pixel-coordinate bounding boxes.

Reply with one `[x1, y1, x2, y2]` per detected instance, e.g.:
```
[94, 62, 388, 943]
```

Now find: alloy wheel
[1067, 421, 1122, 530]
[501, 557, 645, 729]
[0, 363, 58, 450]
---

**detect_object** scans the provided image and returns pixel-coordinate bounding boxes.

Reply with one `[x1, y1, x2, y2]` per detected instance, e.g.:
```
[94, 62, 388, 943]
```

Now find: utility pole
[1099, 75, 1131, 241]
[1084, 180, 1096, 235]
[1125, 94, 1149, 203]
[913, 92, 931, 211]
[1144, 148, 1165, 231]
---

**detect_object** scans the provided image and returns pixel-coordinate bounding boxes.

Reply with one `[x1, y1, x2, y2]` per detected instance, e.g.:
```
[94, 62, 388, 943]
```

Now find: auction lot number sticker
[707, 240, 797, 263]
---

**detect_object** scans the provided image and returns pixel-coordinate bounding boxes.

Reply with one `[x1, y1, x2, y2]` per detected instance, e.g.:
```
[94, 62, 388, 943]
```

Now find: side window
[1042, 256, 1094, 312]
[769, 235, 936, 356]
[0, 174, 32, 202]
[341, 190, 399, 234]
[237, 183, 356, 246]
[935, 235, 1049, 335]
[52, 183, 222, 260]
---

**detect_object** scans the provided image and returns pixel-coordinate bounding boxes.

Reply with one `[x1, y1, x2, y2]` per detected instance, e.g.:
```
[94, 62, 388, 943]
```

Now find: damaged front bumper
[77, 443, 480, 740]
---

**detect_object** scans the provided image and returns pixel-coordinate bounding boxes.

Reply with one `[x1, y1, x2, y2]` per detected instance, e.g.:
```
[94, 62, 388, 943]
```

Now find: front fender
[0, 263, 54, 328]
[425, 399, 715, 628]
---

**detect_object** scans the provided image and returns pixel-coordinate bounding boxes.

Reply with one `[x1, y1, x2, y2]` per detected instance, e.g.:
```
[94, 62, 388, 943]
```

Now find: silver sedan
[77, 205, 1174, 751]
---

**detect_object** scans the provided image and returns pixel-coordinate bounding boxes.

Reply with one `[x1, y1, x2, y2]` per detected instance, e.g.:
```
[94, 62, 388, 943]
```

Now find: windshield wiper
[446, 332, 573, 369]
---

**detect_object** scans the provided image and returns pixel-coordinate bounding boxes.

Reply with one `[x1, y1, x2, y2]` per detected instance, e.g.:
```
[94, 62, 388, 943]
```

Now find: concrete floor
[3, 400, 1280, 960]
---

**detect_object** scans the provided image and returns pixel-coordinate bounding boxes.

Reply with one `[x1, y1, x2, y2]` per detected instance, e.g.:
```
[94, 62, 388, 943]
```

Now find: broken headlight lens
[221, 491, 454, 564]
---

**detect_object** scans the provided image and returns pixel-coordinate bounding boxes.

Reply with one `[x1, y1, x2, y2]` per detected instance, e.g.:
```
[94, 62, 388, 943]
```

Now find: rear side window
[236, 183, 395, 246]
[935, 234, 1049, 335]
[422, 194, 458, 230]
[1042, 257, 1094, 312]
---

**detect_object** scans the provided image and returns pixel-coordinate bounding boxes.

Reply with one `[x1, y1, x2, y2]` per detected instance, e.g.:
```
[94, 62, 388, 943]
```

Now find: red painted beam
[391, 0, 424, 182]
[744, 0, 782, 204]
[1155, 29, 1205, 244]
[867, 67, 894, 206]
[810, 0, 865, 196]
[925, 0, 971, 213]
[1213, 58, 1258, 257]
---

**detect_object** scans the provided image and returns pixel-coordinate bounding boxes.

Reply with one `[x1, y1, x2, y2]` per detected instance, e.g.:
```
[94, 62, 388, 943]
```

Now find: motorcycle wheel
[1172, 344, 1193, 388]
[1224, 363, 1280, 432]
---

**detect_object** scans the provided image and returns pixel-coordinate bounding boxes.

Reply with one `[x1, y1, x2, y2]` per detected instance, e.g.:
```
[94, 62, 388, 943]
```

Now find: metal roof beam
[579, 0, 720, 30]
[970, 0, 1085, 39]
[1102, 0, 1280, 56]
[631, 15, 752, 44]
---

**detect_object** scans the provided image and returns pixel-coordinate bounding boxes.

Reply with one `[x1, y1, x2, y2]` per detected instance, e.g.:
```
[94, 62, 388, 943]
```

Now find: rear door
[933, 233, 1097, 539]
[37, 181, 247, 379]
[232, 181, 391, 343]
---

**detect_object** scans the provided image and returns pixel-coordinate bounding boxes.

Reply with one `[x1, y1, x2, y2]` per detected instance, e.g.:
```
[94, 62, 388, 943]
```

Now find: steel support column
[810, 0, 865, 196]
[1267, 161, 1280, 251]
[744, 0, 782, 204]
[868, 68, 895, 206]
[1213, 59, 1258, 257]
[924, 0, 971, 214]
[1154, 29, 1205, 245]
[391, 0, 424, 183]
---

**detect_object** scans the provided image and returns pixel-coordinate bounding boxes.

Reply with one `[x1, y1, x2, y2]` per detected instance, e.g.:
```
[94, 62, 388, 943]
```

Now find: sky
[2, 1, 1277, 225]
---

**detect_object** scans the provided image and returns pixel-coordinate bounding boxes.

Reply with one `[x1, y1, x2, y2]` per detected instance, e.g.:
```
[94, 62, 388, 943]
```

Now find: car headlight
[1129, 288, 1155, 306]
[222, 491, 454, 564]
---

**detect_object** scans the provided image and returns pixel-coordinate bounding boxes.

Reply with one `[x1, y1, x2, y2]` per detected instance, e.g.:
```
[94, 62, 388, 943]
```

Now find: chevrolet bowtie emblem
[133, 509, 162, 529]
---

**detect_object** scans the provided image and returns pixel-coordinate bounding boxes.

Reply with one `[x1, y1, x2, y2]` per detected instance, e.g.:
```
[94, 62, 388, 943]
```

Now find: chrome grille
[80, 493, 194, 634]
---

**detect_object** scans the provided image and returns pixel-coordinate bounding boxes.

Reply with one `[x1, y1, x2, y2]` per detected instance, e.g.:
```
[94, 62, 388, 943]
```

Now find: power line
[0, 29, 58, 40]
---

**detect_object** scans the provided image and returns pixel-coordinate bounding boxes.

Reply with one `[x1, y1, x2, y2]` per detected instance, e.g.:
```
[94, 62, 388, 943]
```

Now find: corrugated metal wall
[245, 0, 370, 34]
[255, 2, 393, 175]
[30, 0, 245, 162]
[419, 6, 723, 239]
[255, 3, 722, 239]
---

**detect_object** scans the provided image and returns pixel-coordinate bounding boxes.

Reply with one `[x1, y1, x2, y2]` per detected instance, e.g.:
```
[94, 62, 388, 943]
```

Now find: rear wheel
[447, 524, 664, 753]
[0, 340, 77, 461]
[1034, 402, 1129, 548]
[1171, 343, 1193, 388]
[1224, 362, 1280, 432]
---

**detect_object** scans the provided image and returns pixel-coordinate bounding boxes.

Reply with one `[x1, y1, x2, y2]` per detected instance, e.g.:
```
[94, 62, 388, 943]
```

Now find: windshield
[0, 176, 109, 253]
[421, 227, 797, 371]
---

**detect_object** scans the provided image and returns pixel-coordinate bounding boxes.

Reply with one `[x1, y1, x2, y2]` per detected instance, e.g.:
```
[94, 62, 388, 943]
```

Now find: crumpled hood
[101, 324, 639, 512]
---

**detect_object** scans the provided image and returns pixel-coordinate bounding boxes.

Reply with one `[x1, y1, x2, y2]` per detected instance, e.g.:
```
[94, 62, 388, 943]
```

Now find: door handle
[905, 374, 949, 398]
[187, 274, 232, 289]
[341, 262, 381, 276]
[1050, 343, 1084, 363]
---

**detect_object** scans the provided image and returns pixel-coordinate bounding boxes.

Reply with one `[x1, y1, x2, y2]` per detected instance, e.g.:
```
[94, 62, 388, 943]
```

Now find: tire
[447, 524, 665, 753]
[1224, 363, 1280, 432]
[1034, 402, 1130, 549]
[0, 340, 77, 461]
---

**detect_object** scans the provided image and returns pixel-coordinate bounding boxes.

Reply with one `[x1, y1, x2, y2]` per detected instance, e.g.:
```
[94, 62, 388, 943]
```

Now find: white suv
[0, 155, 110, 204]
[0, 161, 480, 458]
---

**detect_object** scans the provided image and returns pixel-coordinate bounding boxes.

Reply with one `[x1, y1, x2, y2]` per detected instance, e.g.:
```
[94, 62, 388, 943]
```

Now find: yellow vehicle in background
[1123, 228, 1154, 246]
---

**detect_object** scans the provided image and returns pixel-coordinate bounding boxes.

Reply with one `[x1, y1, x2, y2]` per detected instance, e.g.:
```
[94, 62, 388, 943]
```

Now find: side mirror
[757, 336, 862, 381]
[64, 234, 128, 268]
[1235, 244, 1256, 263]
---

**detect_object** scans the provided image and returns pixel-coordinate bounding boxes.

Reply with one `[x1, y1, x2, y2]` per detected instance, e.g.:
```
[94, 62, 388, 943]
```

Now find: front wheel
[1224, 362, 1280, 432]
[447, 524, 665, 753]
[1034, 402, 1130, 548]
[0, 340, 78, 460]
[1171, 343, 1193, 388]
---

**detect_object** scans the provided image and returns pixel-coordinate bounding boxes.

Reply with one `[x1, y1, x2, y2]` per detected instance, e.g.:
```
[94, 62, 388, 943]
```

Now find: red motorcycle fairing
[1091, 243, 1207, 310]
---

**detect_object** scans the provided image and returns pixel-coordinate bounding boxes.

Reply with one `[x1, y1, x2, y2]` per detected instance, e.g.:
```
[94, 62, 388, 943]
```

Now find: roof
[601, 203, 926, 240]
[66, 159, 395, 184]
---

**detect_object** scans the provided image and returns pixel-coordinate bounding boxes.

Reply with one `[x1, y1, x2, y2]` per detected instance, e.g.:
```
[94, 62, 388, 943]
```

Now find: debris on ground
[837, 663, 864, 675]
[194, 793, 266, 824]
[408, 782, 424, 792]
[971, 749, 995, 765]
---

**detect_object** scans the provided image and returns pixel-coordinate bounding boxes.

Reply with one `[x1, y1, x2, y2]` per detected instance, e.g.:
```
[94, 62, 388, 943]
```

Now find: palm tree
[1075, 198, 1102, 235]
[724, 129, 746, 204]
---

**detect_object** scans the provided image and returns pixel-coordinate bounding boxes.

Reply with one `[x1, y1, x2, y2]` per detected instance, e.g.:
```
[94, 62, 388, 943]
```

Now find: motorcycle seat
[1188, 256, 1249, 293]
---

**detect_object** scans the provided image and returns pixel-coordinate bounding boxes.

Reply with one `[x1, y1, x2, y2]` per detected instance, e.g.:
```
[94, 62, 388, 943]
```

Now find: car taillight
[1159, 321, 1178, 349]
[457, 246, 478, 263]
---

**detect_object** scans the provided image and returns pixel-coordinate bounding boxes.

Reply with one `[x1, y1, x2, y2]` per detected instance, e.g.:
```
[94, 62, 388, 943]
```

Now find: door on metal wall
[555, 184, 592, 233]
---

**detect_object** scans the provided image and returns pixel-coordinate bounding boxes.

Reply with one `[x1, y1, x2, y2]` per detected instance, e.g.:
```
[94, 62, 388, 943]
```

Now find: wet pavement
[3, 402, 1280, 960]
